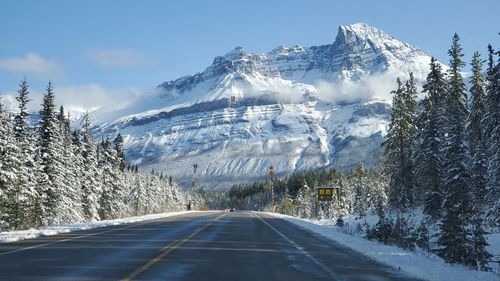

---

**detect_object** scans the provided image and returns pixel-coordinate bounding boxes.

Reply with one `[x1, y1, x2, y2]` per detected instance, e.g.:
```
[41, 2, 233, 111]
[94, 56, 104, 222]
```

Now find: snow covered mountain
[93, 23, 433, 190]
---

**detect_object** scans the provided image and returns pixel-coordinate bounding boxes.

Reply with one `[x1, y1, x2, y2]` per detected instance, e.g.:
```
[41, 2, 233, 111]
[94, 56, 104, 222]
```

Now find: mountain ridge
[93, 23, 433, 190]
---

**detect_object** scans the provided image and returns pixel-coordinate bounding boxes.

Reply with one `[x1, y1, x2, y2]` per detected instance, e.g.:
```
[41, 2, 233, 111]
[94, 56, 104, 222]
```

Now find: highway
[0, 211, 419, 280]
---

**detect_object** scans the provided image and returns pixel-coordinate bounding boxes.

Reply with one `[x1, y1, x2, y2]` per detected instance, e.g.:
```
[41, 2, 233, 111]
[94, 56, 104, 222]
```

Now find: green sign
[318, 188, 335, 201]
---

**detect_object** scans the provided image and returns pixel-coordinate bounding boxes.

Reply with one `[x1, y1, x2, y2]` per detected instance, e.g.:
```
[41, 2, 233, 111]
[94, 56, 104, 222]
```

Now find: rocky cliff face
[93, 23, 432, 190]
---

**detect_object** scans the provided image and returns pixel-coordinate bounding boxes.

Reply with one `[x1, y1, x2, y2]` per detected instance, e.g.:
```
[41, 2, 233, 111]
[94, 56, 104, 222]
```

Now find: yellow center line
[121, 212, 227, 281]
[159, 245, 289, 253]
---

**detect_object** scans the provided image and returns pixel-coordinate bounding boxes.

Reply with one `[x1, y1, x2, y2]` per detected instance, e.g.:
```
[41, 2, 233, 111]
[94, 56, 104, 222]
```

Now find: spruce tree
[0, 100, 23, 230]
[416, 58, 447, 220]
[484, 45, 500, 227]
[11, 79, 38, 228]
[384, 75, 418, 211]
[37, 82, 65, 224]
[415, 221, 430, 254]
[13, 79, 31, 141]
[2, 80, 194, 227]
[114, 133, 126, 172]
[54, 107, 83, 223]
[438, 34, 473, 266]
[367, 200, 392, 244]
[80, 113, 101, 221]
[296, 184, 312, 218]
[352, 163, 367, 218]
[469, 215, 492, 271]
[404, 73, 419, 201]
[98, 138, 123, 219]
[467, 52, 488, 211]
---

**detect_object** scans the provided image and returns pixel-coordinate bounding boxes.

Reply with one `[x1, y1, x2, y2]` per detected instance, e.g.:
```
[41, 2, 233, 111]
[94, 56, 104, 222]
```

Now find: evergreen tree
[287, 173, 306, 198]
[13, 79, 31, 141]
[366, 200, 392, 244]
[416, 58, 447, 220]
[37, 82, 65, 224]
[415, 221, 430, 253]
[80, 113, 100, 221]
[295, 184, 313, 218]
[404, 73, 419, 201]
[114, 133, 126, 171]
[468, 52, 487, 151]
[442, 34, 470, 211]
[437, 207, 469, 264]
[54, 107, 83, 223]
[392, 214, 415, 250]
[352, 163, 367, 218]
[1, 79, 193, 228]
[11, 79, 38, 228]
[469, 214, 492, 271]
[384, 75, 418, 211]
[467, 52, 488, 212]
[0, 100, 23, 230]
[438, 34, 474, 265]
[484, 45, 500, 226]
[98, 138, 123, 219]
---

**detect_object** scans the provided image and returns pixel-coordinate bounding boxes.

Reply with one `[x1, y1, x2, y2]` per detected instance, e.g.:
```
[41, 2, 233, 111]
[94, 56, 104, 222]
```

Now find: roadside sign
[318, 188, 334, 201]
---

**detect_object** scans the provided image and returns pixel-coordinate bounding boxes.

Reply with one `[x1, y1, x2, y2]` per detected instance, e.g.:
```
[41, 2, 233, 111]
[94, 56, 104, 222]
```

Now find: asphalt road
[0, 211, 419, 281]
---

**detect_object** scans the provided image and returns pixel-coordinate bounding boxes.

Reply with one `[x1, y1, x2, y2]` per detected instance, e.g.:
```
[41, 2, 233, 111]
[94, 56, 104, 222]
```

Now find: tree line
[218, 165, 388, 220]
[0, 81, 192, 231]
[215, 34, 499, 271]
[383, 34, 498, 270]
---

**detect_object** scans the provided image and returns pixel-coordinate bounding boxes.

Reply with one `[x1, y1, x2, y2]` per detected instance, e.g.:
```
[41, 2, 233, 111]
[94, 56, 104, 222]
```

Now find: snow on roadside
[0, 211, 199, 244]
[266, 212, 499, 281]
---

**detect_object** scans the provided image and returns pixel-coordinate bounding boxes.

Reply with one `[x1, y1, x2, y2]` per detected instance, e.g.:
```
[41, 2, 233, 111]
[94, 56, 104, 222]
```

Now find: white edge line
[252, 211, 345, 281]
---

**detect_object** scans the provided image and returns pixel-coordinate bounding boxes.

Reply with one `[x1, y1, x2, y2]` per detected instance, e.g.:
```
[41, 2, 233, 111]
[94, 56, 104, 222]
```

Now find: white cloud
[0, 53, 63, 79]
[86, 48, 145, 68]
[1, 84, 144, 118]
[54, 84, 143, 113]
[315, 71, 407, 105]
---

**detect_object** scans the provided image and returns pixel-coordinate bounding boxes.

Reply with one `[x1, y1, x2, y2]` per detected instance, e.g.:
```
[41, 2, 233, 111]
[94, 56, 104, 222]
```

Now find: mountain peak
[341, 22, 388, 36]
[160, 22, 429, 100]
[335, 22, 392, 47]
[99, 22, 435, 189]
[223, 46, 250, 60]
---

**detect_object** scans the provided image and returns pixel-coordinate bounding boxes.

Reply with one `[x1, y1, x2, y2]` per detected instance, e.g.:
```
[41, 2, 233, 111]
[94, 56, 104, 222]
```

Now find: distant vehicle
[230, 208, 235, 212]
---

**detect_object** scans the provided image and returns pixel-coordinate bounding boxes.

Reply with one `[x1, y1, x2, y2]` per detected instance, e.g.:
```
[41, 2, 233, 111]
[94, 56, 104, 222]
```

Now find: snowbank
[0, 211, 196, 244]
[266, 212, 499, 281]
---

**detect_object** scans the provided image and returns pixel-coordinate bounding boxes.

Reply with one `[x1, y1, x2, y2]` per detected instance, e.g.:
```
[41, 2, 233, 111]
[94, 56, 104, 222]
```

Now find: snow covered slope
[94, 23, 433, 190]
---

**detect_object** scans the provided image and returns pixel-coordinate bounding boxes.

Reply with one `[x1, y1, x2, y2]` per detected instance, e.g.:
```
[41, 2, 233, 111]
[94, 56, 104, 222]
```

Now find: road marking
[121, 212, 227, 281]
[253, 212, 345, 281]
[0, 219, 167, 256]
[160, 245, 284, 253]
[0, 212, 212, 256]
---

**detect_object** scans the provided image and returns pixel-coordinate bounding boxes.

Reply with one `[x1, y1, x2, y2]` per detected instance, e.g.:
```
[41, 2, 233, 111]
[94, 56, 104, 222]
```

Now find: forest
[0, 82, 195, 231]
[209, 35, 499, 271]
[0, 33, 498, 272]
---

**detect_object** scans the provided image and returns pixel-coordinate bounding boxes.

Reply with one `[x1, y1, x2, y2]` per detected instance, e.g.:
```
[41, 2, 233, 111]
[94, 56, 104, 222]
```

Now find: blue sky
[0, 0, 499, 110]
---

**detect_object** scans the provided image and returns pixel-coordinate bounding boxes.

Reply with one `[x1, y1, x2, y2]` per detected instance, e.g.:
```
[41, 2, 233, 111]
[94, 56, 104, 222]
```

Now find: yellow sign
[318, 188, 334, 201]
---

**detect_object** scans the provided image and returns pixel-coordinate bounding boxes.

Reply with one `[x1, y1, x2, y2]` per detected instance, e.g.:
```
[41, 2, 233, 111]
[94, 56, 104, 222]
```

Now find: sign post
[269, 166, 275, 208]
[316, 187, 337, 218]
[192, 163, 198, 193]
